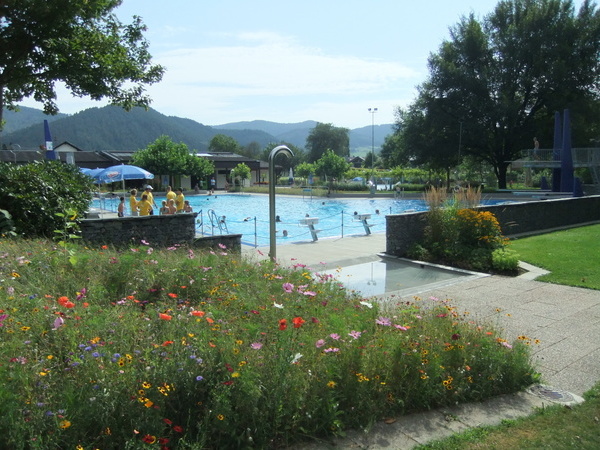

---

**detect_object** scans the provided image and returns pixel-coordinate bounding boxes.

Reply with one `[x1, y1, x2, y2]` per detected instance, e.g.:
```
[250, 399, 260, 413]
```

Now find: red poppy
[163, 418, 173, 425]
[292, 317, 305, 328]
[159, 313, 172, 321]
[279, 319, 287, 330]
[173, 425, 184, 433]
[191, 310, 205, 317]
[142, 434, 156, 444]
[168, 293, 177, 298]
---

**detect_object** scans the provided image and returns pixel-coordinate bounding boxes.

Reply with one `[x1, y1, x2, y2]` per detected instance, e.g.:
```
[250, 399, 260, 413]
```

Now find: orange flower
[159, 313, 172, 321]
[58, 296, 75, 308]
[162, 341, 174, 346]
[279, 319, 287, 330]
[168, 293, 177, 298]
[191, 310, 205, 317]
[205, 317, 214, 324]
[292, 317, 305, 328]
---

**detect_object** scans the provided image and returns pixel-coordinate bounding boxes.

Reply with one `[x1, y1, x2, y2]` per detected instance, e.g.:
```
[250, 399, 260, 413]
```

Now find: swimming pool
[92, 193, 507, 247]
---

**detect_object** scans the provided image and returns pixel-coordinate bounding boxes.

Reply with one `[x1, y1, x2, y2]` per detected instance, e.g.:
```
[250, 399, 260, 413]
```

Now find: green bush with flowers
[410, 187, 520, 273]
[0, 237, 537, 448]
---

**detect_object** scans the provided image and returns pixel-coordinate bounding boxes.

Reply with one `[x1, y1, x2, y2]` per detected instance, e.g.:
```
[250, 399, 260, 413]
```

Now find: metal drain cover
[527, 384, 584, 406]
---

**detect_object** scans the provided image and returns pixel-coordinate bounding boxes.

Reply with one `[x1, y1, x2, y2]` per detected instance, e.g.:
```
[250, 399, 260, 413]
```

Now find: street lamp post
[368, 107, 378, 187]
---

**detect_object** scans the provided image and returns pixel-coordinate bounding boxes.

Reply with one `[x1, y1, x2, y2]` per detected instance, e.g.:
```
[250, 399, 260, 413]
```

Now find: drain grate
[527, 384, 584, 405]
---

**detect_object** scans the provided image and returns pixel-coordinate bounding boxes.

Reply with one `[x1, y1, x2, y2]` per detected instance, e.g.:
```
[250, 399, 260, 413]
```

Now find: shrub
[492, 248, 521, 273]
[420, 187, 509, 271]
[0, 161, 95, 237]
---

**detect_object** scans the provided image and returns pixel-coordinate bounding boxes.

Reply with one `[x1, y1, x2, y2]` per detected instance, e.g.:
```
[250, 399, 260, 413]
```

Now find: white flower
[290, 353, 303, 364]
[273, 301, 284, 309]
[359, 301, 373, 309]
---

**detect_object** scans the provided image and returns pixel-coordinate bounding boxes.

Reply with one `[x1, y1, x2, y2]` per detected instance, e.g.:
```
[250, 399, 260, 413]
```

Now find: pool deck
[243, 234, 600, 449]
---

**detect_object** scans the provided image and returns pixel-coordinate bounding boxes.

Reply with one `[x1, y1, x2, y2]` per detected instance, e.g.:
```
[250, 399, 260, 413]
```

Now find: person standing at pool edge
[129, 189, 138, 216]
[175, 188, 185, 213]
[166, 186, 176, 203]
[144, 185, 157, 210]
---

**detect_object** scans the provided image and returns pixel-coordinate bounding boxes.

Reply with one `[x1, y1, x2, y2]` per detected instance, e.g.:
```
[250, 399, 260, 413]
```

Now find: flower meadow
[0, 238, 537, 449]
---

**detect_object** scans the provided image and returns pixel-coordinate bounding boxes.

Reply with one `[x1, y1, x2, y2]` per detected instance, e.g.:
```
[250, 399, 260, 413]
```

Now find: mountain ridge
[1, 106, 393, 154]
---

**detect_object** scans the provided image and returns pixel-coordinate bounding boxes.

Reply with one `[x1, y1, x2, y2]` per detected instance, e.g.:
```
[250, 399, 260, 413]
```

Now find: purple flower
[250, 342, 263, 350]
[375, 317, 392, 326]
[348, 330, 362, 339]
[196, 375, 204, 381]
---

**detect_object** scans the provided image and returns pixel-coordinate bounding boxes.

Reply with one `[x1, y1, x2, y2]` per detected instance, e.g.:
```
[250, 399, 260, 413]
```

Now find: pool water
[92, 193, 506, 247]
[320, 256, 487, 298]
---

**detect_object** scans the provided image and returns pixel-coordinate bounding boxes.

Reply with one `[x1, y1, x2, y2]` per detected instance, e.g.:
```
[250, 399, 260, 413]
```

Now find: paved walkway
[243, 233, 600, 449]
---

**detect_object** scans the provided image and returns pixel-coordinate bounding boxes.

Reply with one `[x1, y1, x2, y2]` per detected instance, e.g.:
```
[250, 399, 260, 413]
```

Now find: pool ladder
[208, 209, 229, 234]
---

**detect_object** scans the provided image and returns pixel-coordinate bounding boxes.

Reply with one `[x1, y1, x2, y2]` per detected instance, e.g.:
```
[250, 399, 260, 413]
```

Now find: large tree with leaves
[0, 0, 164, 130]
[132, 135, 214, 184]
[306, 123, 350, 162]
[397, 0, 600, 188]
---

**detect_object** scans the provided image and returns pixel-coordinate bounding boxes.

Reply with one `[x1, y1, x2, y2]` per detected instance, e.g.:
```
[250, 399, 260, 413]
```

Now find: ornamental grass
[0, 238, 536, 449]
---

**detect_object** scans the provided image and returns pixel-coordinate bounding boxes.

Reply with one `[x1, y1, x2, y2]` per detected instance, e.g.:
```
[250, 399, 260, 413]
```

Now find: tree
[230, 162, 251, 190]
[208, 134, 241, 153]
[399, 0, 600, 188]
[0, 0, 164, 130]
[306, 123, 350, 162]
[294, 162, 314, 184]
[132, 135, 214, 184]
[314, 149, 350, 181]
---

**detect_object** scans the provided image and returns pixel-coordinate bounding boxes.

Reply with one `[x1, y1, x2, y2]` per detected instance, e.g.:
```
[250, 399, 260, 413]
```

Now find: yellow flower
[59, 419, 71, 429]
[47, 355, 54, 360]
[20, 326, 30, 331]
[217, 414, 225, 421]
[231, 372, 240, 378]
[327, 381, 336, 388]
[142, 381, 151, 389]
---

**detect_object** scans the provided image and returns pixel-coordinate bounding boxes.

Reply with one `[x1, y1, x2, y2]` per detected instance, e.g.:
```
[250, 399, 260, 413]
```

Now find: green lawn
[510, 223, 600, 290]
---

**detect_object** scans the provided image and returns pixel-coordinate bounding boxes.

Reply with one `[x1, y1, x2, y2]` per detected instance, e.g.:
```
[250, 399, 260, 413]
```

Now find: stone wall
[386, 195, 600, 257]
[80, 213, 241, 252]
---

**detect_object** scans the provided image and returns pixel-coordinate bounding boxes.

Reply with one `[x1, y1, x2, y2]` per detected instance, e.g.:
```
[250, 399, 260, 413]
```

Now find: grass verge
[510, 223, 600, 290]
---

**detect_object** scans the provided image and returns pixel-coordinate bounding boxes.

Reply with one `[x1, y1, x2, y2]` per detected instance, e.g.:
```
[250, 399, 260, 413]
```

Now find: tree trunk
[497, 163, 509, 189]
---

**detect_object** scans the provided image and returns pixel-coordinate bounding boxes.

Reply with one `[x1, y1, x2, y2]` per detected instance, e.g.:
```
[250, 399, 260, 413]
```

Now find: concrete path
[243, 233, 600, 449]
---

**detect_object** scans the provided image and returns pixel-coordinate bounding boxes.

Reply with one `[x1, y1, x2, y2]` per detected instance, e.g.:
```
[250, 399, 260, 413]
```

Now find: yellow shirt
[138, 199, 153, 216]
[129, 195, 138, 214]
[175, 193, 185, 211]
[145, 190, 155, 207]
[166, 191, 176, 201]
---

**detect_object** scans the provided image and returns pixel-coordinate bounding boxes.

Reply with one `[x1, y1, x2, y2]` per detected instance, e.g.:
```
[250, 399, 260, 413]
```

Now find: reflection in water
[322, 259, 471, 297]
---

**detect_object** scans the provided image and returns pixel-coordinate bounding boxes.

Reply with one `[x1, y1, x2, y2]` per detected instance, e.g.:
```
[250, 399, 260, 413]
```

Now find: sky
[21, 0, 586, 129]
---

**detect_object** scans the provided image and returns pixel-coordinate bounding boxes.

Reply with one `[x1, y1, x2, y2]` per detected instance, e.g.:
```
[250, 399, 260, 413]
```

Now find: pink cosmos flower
[329, 333, 340, 340]
[250, 342, 263, 350]
[315, 339, 325, 348]
[282, 283, 294, 293]
[348, 330, 362, 339]
[375, 317, 392, 326]
[323, 348, 340, 353]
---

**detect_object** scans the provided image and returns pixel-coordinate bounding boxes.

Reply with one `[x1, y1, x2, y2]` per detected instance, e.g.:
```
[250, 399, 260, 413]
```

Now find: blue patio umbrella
[94, 164, 154, 184]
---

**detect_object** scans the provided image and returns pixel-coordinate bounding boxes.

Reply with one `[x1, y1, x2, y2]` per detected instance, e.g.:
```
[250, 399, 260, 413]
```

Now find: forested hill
[1, 106, 393, 153]
[1, 106, 277, 152]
